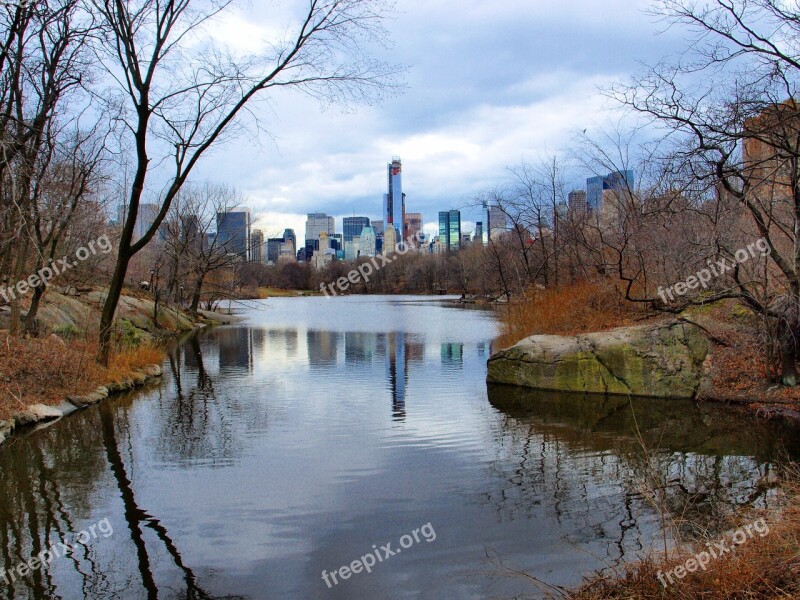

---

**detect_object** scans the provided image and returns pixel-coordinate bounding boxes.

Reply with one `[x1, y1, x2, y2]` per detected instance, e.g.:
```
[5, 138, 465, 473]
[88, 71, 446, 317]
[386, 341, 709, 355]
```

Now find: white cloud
[185, 0, 682, 242]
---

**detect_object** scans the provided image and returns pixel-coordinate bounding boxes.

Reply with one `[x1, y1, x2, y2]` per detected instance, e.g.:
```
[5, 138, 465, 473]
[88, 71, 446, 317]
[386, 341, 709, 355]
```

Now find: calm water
[1, 296, 799, 600]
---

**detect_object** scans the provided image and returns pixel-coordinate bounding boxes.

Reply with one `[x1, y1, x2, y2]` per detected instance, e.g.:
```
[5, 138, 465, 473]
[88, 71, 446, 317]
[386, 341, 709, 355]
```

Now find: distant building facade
[403, 212, 423, 245]
[305, 213, 335, 261]
[282, 229, 297, 252]
[267, 238, 283, 263]
[438, 210, 461, 252]
[568, 190, 588, 213]
[586, 170, 635, 212]
[251, 229, 264, 263]
[359, 226, 377, 257]
[487, 205, 508, 239]
[383, 157, 404, 240]
[216, 208, 251, 260]
[343, 217, 370, 243]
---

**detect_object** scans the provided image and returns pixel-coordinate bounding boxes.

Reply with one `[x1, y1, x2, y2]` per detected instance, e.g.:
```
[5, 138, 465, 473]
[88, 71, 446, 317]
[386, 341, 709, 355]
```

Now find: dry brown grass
[566, 480, 800, 599]
[0, 334, 166, 421]
[496, 279, 653, 349]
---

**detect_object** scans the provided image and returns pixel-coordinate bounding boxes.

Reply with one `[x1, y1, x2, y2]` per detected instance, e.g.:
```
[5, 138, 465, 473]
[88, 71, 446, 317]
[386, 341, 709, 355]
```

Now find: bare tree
[91, 0, 398, 364]
[0, 0, 98, 333]
[23, 126, 108, 332]
[176, 183, 246, 313]
[610, 0, 800, 383]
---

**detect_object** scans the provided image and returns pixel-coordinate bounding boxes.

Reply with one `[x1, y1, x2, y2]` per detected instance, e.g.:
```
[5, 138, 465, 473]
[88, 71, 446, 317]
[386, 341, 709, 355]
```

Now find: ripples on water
[0, 296, 798, 599]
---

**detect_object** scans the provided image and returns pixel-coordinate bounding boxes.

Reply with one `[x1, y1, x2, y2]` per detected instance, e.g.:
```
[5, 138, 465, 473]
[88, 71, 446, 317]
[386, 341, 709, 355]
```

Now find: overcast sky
[193, 0, 687, 241]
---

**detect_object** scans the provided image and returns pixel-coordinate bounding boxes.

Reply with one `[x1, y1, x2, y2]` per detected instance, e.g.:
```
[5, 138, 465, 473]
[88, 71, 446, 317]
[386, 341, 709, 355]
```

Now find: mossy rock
[487, 320, 711, 399]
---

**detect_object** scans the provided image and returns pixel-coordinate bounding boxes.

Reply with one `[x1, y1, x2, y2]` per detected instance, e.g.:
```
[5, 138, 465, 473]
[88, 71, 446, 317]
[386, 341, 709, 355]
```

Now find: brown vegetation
[565, 482, 800, 600]
[0, 334, 165, 421]
[495, 280, 653, 349]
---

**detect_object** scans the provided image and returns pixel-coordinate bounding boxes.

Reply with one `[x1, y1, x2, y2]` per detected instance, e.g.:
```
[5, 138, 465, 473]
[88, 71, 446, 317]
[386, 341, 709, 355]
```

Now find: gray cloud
[194, 0, 686, 240]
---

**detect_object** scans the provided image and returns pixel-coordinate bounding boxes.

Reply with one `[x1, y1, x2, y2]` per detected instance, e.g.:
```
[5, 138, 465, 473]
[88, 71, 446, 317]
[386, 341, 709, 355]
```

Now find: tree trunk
[189, 273, 205, 313]
[97, 251, 132, 366]
[778, 317, 799, 386]
[24, 282, 45, 334]
[8, 238, 31, 335]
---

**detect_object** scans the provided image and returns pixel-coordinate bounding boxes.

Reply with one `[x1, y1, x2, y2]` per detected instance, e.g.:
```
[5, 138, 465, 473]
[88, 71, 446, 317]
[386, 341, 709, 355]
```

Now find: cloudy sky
[195, 0, 687, 241]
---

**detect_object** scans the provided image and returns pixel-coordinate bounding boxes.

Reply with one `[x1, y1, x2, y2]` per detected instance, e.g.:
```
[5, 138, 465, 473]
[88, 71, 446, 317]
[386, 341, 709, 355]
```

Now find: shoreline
[0, 294, 245, 448]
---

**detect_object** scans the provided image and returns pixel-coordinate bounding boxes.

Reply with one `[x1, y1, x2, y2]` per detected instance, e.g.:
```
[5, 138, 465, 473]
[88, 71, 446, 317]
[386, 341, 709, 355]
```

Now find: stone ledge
[1, 364, 164, 447]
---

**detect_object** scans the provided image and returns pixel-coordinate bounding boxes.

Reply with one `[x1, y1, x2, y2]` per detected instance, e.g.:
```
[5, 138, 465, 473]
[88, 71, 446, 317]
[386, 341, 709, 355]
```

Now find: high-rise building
[267, 238, 283, 263]
[282, 228, 297, 251]
[305, 213, 335, 244]
[487, 205, 508, 239]
[345, 237, 360, 261]
[372, 220, 384, 236]
[251, 229, 264, 263]
[568, 190, 588, 213]
[304, 213, 335, 262]
[438, 210, 461, 252]
[383, 157, 403, 238]
[586, 170, 635, 212]
[359, 226, 377, 257]
[216, 208, 252, 259]
[474, 221, 484, 244]
[279, 238, 296, 260]
[403, 212, 423, 245]
[343, 217, 370, 243]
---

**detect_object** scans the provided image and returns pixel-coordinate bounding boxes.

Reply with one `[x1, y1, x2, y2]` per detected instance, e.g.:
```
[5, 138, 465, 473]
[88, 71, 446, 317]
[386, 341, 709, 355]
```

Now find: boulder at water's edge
[487, 321, 710, 399]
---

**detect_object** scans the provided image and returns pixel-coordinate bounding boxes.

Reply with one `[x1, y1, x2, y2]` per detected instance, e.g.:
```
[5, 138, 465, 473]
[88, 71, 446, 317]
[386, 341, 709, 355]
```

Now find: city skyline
[188, 0, 680, 245]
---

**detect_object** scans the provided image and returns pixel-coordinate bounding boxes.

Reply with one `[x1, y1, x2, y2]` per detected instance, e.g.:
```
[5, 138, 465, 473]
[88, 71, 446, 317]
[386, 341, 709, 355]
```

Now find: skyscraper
[383, 157, 403, 237]
[438, 210, 461, 252]
[251, 229, 264, 263]
[343, 217, 370, 243]
[305, 213, 335, 261]
[487, 205, 508, 240]
[267, 238, 283, 263]
[403, 212, 422, 245]
[359, 226, 377, 257]
[568, 190, 588, 213]
[216, 208, 252, 259]
[586, 170, 635, 212]
[474, 221, 484, 244]
[282, 228, 297, 252]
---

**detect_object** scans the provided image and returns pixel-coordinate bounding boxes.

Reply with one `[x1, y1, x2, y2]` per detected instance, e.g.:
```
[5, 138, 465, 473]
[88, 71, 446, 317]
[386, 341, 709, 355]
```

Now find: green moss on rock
[487, 321, 711, 399]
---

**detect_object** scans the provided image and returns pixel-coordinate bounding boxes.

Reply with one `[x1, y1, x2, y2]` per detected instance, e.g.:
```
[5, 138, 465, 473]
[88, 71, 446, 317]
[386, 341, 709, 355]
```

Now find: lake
[1, 296, 798, 599]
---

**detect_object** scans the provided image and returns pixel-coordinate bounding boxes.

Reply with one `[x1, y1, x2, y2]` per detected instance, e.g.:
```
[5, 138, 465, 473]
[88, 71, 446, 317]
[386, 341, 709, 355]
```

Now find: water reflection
[486, 384, 796, 544]
[0, 297, 798, 600]
[441, 343, 463, 369]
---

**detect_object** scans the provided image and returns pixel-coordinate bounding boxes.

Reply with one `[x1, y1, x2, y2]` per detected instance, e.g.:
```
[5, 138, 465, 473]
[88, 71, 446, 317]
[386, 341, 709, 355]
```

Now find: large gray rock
[487, 320, 711, 399]
[14, 404, 63, 426]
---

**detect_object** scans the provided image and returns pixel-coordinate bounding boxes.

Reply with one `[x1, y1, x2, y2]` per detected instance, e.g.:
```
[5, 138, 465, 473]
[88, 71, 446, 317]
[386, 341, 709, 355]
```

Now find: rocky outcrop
[0, 289, 240, 340]
[487, 320, 711, 399]
[1, 364, 164, 446]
